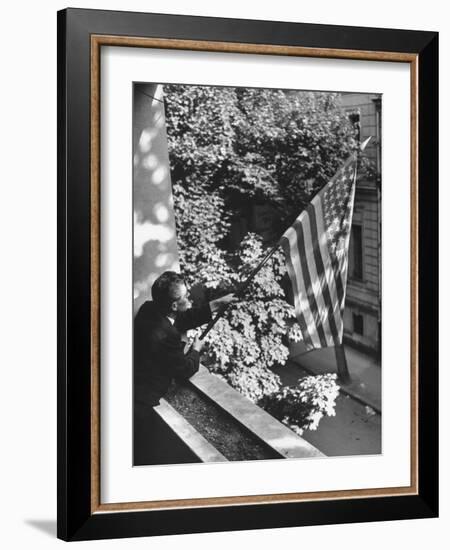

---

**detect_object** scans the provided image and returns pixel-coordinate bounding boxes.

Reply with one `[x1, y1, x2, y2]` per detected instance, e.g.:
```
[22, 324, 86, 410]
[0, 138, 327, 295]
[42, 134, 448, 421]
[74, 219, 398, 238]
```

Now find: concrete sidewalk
[289, 342, 381, 413]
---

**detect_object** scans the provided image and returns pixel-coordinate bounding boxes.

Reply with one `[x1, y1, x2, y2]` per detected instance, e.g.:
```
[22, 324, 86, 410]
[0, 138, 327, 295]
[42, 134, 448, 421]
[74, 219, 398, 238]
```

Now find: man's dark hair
[151, 271, 185, 313]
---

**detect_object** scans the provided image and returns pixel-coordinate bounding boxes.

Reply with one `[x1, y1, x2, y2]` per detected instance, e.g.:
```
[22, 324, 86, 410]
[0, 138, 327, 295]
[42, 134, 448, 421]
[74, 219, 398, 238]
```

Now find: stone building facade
[339, 93, 381, 356]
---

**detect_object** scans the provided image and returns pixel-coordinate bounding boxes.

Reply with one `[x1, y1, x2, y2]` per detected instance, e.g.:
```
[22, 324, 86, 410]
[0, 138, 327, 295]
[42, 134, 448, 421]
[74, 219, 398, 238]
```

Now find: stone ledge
[154, 399, 228, 463]
[189, 366, 324, 459]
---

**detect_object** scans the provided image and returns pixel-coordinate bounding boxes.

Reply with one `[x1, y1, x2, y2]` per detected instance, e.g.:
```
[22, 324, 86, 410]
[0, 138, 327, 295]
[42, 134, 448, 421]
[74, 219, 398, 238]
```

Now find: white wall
[133, 83, 180, 313]
[0, 1, 447, 549]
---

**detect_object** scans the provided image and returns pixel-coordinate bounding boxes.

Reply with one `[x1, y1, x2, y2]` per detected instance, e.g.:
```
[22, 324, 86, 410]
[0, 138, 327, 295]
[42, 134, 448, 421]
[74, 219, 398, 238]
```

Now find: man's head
[151, 271, 191, 317]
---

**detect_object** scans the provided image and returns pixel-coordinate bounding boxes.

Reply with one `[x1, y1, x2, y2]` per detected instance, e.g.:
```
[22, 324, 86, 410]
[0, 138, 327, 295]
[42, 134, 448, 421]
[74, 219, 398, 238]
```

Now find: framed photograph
[57, 8, 438, 541]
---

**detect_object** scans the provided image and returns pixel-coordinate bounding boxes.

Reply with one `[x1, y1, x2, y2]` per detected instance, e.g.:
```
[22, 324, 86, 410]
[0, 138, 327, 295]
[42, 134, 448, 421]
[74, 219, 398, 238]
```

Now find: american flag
[281, 154, 358, 350]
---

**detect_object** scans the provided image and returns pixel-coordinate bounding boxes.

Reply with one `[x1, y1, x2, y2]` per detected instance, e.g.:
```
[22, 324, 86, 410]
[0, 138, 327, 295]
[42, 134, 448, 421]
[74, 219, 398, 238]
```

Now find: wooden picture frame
[57, 8, 438, 541]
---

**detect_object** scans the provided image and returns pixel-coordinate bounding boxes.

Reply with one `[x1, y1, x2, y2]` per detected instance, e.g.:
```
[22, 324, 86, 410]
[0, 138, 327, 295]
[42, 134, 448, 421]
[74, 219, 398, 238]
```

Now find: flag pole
[334, 344, 351, 384]
[333, 136, 372, 384]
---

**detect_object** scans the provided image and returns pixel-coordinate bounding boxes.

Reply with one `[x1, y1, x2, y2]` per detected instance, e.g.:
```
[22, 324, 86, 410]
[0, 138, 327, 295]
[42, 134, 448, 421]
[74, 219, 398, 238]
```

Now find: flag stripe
[307, 202, 340, 345]
[292, 220, 328, 348]
[312, 196, 343, 341]
[283, 227, 321, 348]
[282, 238, 314, 349]
[321, 194, 345, 308]
[297, 206, 336, 346]
[340, 171, 357, 294]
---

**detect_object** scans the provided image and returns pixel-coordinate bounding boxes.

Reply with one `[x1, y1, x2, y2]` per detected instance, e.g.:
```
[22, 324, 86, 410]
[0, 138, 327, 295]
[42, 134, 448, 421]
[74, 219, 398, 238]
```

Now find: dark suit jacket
[133, 300, 212, 407]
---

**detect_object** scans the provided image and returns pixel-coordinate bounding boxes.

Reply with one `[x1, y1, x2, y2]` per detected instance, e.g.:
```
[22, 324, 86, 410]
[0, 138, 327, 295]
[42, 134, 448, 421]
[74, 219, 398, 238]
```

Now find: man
[133, 270, 235, 465]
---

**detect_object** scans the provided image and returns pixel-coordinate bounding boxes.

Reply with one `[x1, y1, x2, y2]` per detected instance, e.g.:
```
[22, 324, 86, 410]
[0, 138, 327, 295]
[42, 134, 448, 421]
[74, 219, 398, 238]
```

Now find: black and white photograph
[133, 82, 382, 466]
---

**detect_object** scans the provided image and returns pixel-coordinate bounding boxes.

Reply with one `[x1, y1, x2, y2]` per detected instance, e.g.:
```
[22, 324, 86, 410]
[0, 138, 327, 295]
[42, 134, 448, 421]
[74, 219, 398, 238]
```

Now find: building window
[353, 313, 364, 336]
[349, 224, 363, 281]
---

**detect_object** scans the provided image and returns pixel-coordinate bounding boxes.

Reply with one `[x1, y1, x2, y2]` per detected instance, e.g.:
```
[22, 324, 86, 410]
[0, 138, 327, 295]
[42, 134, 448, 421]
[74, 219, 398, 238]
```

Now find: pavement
[288, 342, 381, 413]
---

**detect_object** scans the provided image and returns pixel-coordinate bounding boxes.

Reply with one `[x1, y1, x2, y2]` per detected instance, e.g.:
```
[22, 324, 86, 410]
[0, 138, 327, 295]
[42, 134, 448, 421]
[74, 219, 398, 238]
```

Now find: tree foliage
[260, 374, 340, 435]
[200, 233, 301, 401]
[164, 84, 359, 231]
[170, 180, 232, 289]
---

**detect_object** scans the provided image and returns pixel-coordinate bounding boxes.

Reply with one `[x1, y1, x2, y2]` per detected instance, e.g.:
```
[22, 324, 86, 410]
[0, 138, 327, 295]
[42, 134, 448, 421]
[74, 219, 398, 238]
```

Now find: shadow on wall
[133, 83, 180, 314]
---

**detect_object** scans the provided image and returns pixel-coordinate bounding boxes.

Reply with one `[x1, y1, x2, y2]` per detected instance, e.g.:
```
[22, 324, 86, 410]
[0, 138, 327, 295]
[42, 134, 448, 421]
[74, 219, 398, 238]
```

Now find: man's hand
[192, 335, 205, 352]
[209, 293, 238, 313]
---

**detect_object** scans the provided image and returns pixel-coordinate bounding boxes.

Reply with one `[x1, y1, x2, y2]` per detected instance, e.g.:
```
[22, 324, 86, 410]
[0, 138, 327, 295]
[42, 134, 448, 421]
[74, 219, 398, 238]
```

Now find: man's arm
[175, 303, 212, 333]
[175, 294, 237, 333]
